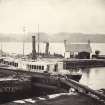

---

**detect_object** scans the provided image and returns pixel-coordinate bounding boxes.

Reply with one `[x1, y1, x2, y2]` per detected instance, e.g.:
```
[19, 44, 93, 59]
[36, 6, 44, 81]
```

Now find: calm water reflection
[80, 67, 105, 90]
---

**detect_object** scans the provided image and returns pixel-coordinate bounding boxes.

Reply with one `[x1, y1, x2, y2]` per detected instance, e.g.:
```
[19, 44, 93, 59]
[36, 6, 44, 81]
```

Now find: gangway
[60, 78, 105, 103]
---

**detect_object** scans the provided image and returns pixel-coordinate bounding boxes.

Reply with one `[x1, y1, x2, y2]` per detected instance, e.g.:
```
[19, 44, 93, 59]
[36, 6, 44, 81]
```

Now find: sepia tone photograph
[0, 0, 105, 105]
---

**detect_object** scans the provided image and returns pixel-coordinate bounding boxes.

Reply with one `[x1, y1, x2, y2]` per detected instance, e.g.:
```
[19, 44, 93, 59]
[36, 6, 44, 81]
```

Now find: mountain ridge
[0, 32, 105, 43]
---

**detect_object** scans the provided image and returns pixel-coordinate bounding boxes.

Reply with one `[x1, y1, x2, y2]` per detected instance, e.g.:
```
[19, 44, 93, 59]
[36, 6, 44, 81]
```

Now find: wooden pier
[0, 73, 104, 104]
[60, 78, 105, 103]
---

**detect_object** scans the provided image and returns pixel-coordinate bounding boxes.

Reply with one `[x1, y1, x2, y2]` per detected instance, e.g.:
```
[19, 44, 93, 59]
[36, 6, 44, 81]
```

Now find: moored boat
[0, 57, 82, 92]
[0, 35, 82, 96]
[0, 57, 82, 79]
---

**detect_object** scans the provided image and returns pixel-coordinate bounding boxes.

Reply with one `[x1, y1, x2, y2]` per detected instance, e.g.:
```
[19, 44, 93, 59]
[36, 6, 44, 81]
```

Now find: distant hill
[0, 32, 105, 43]
[0, 32, 50, 42]
[51, 32, 105, 43]
[0, 33, 16, 42]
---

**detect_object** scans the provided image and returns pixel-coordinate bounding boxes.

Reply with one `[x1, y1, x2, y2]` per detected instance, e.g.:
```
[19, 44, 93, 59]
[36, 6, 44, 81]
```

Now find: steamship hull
[0, 66, 81, 95]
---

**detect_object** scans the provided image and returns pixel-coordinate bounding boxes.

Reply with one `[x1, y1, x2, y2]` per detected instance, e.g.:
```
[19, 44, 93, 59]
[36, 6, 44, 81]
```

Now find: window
[54, 64, 58, 72]
[36, 65, 39, 69]
[12, 62, 14, 66]
[10, 62, 12, 65]
[32, 65, 34, 69]
[11, 62, 13, 65]
[47, 65, 50, 71]
[8, 62, 10, 65]
[42, 66, 44, 70]
[7, 61, 9, 65]
[34, 65, 36, 69]
[14, 63, 16, 67]
[16, 63, 18, 67]
[4, 61, 6, 64]
[39, 66, 41, 70]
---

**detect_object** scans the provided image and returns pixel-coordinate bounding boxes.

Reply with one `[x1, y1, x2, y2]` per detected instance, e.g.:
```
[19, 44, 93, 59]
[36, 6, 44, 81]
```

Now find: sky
[0, 0, 105, 35]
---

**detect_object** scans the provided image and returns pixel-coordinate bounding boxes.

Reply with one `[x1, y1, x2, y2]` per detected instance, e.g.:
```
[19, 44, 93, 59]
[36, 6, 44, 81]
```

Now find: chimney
[88, 40, 90, 45]
[64, 40, 67, 58]
[45, 42, 49, 55]
[32, 36, 37, 59]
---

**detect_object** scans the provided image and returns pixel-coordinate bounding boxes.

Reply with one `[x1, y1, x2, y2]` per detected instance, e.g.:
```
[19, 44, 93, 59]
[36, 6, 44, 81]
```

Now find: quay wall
[63, 59, 105, 69]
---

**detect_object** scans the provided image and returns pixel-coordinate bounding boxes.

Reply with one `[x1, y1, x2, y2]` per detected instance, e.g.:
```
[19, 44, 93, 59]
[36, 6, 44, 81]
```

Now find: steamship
[0, 57, 82, 94]
[0, 36, 82, 94]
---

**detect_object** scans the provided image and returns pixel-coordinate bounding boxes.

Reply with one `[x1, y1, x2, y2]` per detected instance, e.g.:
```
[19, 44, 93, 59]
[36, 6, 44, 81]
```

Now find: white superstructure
[0, 57, 65, 75]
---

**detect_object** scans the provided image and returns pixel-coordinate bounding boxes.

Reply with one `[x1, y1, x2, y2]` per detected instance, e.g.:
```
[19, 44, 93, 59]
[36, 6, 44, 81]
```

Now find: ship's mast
[23, 26, 26, 57]
[38, 24, 40, 56]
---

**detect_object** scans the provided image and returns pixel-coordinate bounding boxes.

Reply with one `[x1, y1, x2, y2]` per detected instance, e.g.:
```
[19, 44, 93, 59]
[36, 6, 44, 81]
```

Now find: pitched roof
[65, 43, 92, 53]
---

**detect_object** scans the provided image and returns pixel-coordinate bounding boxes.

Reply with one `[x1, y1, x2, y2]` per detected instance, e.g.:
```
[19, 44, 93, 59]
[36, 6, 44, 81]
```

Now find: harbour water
[80, 67, 105, 90]
[1, 42, 105, 90]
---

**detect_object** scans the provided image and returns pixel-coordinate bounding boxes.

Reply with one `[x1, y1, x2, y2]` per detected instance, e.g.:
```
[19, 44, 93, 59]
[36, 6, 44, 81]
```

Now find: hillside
[0, 32, 105, 43]
[51, 33, 105, 43]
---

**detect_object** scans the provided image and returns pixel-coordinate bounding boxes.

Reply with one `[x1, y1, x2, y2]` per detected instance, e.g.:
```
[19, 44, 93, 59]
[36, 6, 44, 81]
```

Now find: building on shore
[64, 40, 92, 59]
